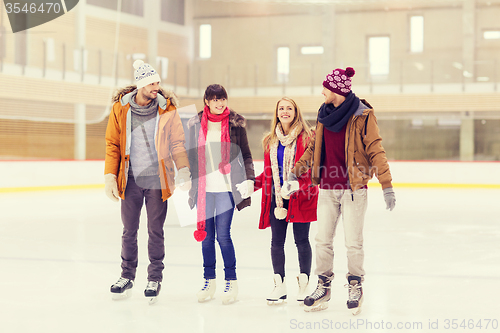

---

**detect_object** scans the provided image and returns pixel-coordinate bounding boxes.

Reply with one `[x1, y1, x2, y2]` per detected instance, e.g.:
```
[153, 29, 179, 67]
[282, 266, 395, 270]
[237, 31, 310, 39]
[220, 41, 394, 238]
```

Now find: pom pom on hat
[133, 59, 145, 70]
[345, 67, 355, 77]
[323, 67, 355, 97]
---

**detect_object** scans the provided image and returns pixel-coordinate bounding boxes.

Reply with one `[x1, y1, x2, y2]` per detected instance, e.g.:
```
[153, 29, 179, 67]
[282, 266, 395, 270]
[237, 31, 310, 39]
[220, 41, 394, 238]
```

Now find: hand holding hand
[104, 173, 119, 202]
[383, 187, 396, 211]
[236, 180, 254, 199]
[281, 172, 299, 198]
[175, 167, 191, 191]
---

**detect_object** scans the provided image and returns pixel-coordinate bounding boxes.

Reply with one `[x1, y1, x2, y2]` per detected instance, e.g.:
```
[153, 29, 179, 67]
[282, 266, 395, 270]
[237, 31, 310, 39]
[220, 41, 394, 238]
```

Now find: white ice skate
[197, 279, 216, 303]
[110, 277, 134, 300]
[267, 274, 287, 305]
[296, 273, 309, 304]
[220, 280, 238, 305]
[346, 279, 363, 315]
[144, 281, 161, 305]
[303, 276, 331, 312]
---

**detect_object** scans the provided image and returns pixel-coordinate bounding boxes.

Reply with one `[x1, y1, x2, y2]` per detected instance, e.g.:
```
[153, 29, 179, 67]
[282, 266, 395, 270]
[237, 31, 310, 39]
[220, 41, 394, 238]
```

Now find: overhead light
[463, 71, 473, 78]
[301, 46, 324, 55]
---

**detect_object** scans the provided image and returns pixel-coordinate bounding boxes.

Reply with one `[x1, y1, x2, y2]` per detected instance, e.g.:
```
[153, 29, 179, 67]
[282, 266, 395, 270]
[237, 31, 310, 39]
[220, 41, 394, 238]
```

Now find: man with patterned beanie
[283, 67, 396, 314]
[104, 59, 191, 304]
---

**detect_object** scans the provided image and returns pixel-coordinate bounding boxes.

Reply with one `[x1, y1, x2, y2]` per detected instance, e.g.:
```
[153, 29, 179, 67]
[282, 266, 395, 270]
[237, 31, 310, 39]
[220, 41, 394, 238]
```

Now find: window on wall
[157, 57, 169, 80]
[368, 36, 390, 76]
[0, 26, 6, 60]
[46, 38, 55, 62]
[300, 46, 324, 55]
[199, 24, 212, 59]
[15, 31, 27, 66]
[86, 0, 144, 16]
[410, 16, 424, 53]
[277, 47, 290, 83]
[483, 30, 500, 39]
[161, 0, 185, 25]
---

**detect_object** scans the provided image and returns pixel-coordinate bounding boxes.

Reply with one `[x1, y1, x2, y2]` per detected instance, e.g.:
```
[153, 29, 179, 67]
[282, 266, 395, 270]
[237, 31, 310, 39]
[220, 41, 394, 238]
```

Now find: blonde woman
[254, 97, 318, 305]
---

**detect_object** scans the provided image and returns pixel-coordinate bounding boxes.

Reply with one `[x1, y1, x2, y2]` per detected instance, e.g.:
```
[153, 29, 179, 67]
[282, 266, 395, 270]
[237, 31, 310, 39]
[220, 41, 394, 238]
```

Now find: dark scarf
[317, 92, 360, 133]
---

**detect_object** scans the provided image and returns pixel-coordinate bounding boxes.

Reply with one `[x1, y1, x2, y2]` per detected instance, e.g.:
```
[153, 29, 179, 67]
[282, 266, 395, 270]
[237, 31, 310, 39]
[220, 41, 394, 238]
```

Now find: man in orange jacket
[104, 59, 190, 304]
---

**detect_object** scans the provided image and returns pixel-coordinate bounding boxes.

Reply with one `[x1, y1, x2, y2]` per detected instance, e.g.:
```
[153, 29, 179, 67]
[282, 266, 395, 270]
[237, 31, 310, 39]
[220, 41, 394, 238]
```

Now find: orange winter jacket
[291, 99, 392, 191]
[104, 86, 189, 201]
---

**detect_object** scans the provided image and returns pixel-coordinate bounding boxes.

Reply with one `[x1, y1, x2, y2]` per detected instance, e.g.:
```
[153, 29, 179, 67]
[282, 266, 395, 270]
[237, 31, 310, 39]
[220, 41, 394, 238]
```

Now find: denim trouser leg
[314, 188, 367, 281]
[120, 176, 167, 282]
[201, 192, 236, 280]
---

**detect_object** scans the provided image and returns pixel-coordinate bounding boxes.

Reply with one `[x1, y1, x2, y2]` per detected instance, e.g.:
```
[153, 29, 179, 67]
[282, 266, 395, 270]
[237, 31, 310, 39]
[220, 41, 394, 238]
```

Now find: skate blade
[111, 289, 132, 301]
[349, 297, 363, 315]
[197, 295, 215, 303]
[351, 306, 362, 315]
[267, 298, 286, 306]
[304, 302, 329, 312]
[148, 297, 158, 305]
[221, 297, 237, 305]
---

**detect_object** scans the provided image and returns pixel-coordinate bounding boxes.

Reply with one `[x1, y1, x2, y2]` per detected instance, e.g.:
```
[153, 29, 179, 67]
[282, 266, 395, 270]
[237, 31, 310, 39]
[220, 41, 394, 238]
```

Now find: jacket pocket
[353, 151, 370, 180]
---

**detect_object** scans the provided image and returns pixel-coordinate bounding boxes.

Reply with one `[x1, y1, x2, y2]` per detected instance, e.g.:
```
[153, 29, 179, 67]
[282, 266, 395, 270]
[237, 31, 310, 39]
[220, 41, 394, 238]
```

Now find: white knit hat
[133, 59, 161, 89]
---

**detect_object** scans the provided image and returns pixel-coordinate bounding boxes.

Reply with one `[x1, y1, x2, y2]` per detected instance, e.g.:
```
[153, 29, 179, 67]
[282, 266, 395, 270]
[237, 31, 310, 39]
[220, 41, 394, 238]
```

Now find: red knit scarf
[194, 105, 231, 242]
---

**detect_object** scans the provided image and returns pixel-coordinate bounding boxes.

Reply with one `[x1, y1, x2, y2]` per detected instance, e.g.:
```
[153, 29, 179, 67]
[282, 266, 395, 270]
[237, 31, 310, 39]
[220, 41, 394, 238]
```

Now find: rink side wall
[0, 160, 499, 192]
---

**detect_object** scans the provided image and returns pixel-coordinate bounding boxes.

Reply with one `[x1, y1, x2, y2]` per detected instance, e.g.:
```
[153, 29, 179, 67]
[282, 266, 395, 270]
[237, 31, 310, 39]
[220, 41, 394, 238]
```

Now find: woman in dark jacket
[254, 97, 318, 305]
[187, 84, 255, 305]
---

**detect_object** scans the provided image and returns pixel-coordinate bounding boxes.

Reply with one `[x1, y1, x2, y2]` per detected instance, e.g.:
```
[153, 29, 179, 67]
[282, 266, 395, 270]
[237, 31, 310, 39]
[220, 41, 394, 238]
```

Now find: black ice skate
[303, 275, 331, 312]
[346, 278, 363, 315]
[110, 277, 134, 300]
[144, 281, 161, 305]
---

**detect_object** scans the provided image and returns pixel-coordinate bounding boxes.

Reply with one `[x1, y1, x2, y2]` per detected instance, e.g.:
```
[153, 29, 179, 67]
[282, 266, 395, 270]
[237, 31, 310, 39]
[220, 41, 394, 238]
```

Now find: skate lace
[114, 277, 130, 288]
[310, 283, 329, 299]
[202, 279, 210, 291]
[346, 283, 362, 301]
[224, 281, 231, 292]
[146, 281, 159, 291]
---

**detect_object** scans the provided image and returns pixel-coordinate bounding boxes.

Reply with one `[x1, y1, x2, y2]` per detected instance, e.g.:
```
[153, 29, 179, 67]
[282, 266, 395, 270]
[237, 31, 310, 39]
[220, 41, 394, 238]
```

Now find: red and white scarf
[194, 105, 231, 242]
[270, 123, 302, 219]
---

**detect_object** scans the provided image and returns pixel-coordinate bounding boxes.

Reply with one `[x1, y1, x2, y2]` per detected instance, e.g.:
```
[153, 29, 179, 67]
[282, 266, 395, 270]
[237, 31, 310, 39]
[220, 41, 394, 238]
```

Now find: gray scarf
[129, 90, 158, 116]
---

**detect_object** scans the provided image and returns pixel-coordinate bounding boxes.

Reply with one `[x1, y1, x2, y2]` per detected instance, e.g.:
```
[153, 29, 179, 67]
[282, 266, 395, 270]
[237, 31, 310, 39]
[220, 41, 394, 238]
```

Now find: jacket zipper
[346, 116, 357, 201]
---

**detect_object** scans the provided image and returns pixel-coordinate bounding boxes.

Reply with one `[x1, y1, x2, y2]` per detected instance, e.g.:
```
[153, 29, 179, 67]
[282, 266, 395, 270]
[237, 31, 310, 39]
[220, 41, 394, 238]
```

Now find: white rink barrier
[0, 160, 499, 192]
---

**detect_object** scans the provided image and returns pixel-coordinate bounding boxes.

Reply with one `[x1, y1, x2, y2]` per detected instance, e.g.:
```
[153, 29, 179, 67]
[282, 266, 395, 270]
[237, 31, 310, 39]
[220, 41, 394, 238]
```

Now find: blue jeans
[202, 192, 236, 280]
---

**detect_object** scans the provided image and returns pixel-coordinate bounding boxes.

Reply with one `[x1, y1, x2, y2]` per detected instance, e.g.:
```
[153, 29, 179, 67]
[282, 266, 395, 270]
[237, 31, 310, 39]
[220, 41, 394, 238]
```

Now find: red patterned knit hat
[323, 67, 355, 96]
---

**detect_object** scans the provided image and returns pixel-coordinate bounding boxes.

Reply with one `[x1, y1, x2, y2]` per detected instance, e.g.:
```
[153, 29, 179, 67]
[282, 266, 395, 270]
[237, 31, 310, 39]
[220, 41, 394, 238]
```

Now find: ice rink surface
[1, 184, 500, 333]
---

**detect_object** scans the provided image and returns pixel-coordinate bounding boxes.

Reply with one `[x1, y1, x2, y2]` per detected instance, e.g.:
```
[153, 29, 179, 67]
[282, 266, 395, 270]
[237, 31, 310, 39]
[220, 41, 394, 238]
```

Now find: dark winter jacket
[187, 109, 255, 211]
